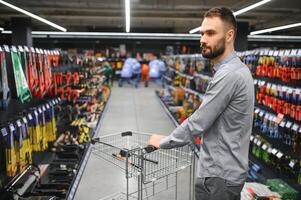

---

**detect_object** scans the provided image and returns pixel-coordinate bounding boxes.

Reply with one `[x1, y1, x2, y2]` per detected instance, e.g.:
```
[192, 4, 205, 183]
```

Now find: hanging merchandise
[14, 119, 26, 172]
[255, 49, 301, 83]
[194, 73, 211, 94]
[48, 51, 59, 96]
[1, 124, 17, 177]
[0, 47, 10, 110]
[28, 108, 42, 152]
[254, 77, 301, 122]
[18, 46, 27, 81]
[243, 51, 258, 75]
[45, 102, 56, 142]
[21, 115, 32, 165]
[38, 106, 48, 151]
[25, 47, 38, 96]
[66, 71, 72, 85]
[35, 48, 45, 98]
[43, 49, 52, 94]
[10, 46, 32, 103]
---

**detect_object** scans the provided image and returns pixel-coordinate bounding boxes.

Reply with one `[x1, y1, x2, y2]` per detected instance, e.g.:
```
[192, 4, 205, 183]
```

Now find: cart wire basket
[92, 131, 194, 200]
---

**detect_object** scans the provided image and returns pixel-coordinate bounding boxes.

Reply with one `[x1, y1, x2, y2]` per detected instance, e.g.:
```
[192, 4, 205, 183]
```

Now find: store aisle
[74, 83, 193, 200]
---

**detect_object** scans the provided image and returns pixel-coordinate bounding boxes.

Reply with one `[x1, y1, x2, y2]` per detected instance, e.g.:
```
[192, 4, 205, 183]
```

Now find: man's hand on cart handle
[148, 134, 166, 149]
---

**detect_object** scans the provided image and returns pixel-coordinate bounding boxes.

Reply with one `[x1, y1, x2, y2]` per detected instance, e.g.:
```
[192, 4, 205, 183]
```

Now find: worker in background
[102, 61, 114, 86]
[118, 58, 134, 87]
[148, 58, 166, 88]
[141, 61, 150, 87]
[148, 7, 254, 200]
[131, 59, 141, 88]
[158, 59, 166, 87]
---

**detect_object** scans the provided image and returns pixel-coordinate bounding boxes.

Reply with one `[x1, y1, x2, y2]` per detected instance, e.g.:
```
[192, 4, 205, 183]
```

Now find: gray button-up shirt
[160, 52, 254, 184]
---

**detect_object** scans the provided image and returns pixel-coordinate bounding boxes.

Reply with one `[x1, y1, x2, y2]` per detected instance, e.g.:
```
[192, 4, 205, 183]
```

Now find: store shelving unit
[160, 50, 301, 199]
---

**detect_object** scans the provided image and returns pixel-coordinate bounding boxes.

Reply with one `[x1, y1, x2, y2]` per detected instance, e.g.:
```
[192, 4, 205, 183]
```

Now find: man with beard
[148, 7, 254, 200]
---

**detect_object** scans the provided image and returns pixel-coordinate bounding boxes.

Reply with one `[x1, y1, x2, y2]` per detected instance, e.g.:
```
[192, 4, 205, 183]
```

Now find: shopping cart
[91, 131, 195, 200]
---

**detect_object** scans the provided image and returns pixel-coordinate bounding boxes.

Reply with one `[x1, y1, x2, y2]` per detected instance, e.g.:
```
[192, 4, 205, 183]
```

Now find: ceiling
[0, 0, 300, 35]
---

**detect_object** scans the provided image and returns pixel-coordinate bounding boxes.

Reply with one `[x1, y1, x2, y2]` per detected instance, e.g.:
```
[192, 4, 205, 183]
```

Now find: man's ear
[226, 29, 235, 42]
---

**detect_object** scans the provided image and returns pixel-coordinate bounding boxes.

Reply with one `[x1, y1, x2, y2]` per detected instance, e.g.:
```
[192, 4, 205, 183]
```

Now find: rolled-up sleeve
[160, 69, 238, 149]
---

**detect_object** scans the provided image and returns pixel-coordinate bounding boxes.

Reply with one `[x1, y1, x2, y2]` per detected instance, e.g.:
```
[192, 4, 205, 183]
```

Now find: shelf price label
[16, 120, 22, 127]
[22, 117, 28, 124]
[24, 46, 29, 52]
[286, 121, 292, 129]
[279, 121, 286, 128]
[9, 124, 15, 132]
[271, 148, 278, 155]
[262, 144, 268, 150]
[289, 160, 296, 168]
[284, 49, 291, 56]
[11, 46, 17, 52]
[3, 45, 10, 52]
[268, 50, 274, 56]
[27, 113, 33, 120]
[18, 45, 24, 52]
[276, 151, 283, 159]
[292, 124, 299, 132]
[46, 103, 50, 109]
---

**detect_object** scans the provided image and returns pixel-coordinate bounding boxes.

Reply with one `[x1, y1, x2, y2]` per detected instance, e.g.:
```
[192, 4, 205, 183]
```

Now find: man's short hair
[204, 7, 237, 33]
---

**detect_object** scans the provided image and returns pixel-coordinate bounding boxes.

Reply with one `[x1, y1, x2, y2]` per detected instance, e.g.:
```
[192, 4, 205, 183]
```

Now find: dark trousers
[195, 177, 244, 200]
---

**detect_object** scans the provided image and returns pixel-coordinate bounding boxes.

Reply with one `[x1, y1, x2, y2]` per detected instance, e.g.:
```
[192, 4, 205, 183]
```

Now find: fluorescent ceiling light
[2, 30, 301, 42]
[189, 0, 272, 34]
[189, 26, 201, 34]
[125, 0, 130, 33]
[250, 22, 301, 35]
[248, 35, 301, 42]
[0, 27, 4, 31]
[0, 0, 67, 32]
[1, 31, 200, 40]
[233, 0, 272, 16]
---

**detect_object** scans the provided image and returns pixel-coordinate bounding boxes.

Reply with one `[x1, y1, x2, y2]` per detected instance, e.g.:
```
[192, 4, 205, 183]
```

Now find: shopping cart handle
[91, 137, 100, 144]
[144, 146, 158, 153]
[121, 131, 132, 137]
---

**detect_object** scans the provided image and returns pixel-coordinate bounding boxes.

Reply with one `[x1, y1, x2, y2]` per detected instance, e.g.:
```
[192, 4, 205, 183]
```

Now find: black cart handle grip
[144, 146, 158, 153]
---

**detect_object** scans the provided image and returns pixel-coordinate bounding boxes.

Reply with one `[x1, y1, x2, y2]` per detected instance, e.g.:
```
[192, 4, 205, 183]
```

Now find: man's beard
[201, 38, 226, 59]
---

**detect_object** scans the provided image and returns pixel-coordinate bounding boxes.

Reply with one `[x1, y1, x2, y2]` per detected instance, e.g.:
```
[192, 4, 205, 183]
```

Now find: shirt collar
[213, 52, 237, 72]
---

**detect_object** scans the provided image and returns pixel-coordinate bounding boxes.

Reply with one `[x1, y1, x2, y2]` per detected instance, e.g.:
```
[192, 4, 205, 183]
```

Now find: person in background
[158, 59, 166, 88]
[102, 61, 114, 86]
[148, 58, 166, 88]
[141, 61, 150, 87]
[118, 58, 134, 87]
[148, 7, 254, 200]
[131, 59, 141, 88]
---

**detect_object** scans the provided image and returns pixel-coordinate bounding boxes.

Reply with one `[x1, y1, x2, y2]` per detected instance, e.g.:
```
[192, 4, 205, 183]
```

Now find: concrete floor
[74, 82, 194, 200]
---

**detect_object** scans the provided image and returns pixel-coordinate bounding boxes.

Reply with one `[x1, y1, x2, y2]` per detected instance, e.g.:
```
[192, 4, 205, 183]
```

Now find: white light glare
[125, 0, 130, 33]
[0, 0, 67, 32]
[250, 22, 301, 35]
[233, 0, 272, 16]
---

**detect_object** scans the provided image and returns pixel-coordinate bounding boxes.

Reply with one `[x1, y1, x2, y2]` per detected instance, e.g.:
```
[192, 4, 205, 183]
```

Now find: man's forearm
[160, 125, 192, 149]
